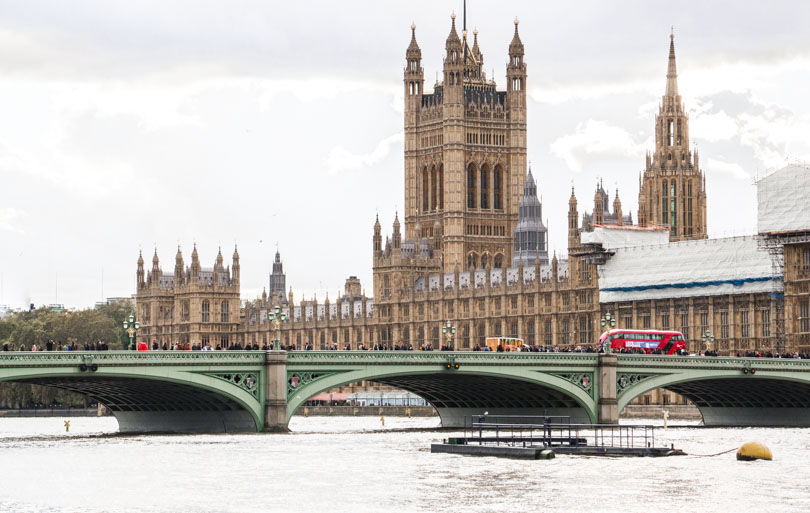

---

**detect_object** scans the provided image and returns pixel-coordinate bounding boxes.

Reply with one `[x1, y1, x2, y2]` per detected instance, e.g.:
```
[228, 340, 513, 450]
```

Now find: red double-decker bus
[598, 329, 686, 355]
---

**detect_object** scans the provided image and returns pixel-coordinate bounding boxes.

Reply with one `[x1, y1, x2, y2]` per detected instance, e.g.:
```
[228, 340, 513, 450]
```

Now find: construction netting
[581, 226, 670, 249]
[757, 163, 810, 234]
[598, 236, 780, 303]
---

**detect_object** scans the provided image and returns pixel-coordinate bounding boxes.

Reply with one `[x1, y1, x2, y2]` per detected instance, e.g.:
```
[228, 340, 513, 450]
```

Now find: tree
[0, 302, 135, 408]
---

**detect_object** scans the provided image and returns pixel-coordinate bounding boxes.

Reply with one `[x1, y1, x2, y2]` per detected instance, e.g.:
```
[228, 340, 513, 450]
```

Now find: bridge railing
[616, 354, 810, 370]
[0, 351, 266, 367]
[287, 350, 600, 365]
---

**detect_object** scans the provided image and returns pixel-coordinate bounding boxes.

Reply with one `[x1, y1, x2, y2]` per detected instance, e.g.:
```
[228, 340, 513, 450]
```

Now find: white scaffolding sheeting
[757, 164, 810, 234]
[581, 226, 669, 249]
[599, 236, 781, 302]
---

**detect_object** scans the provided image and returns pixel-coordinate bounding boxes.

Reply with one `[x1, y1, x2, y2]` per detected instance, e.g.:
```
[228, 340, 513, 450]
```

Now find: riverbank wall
[0, 404, 702, 421]
[621, 404, 703, 420]
[293, 405, 437, 417]
[0, 407, 109, 418]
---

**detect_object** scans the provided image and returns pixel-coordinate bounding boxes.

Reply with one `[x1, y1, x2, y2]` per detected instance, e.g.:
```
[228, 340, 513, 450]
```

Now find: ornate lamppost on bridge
[268, 306, 287, 351]
[122, 314, 140, 351]
[701, 330, 715, 355]
[442, 320, 456, 350]
[600, 312, 616, 353]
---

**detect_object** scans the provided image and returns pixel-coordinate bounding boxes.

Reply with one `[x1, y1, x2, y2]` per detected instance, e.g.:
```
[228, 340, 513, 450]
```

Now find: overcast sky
[1, 0, 809, 309]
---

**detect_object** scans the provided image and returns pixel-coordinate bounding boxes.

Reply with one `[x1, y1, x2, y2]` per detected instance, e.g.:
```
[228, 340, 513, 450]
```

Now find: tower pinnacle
[665, 30, 679, 97]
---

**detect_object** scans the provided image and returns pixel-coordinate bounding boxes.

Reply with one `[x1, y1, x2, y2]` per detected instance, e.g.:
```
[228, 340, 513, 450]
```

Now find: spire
[174, 246, 185, 285]
[393, 212, 401, 249]
[373, 214, 382, 255]
[232, 244, 240, 284]
[216, 246, 224, 266]
[137, 250, 145, 288]
[613, 189, 623, 226]
[406, 22, 421, 59]
[190, 243, 200, 277]
[447, 11, 460, 45]
[522, 166, 537, 197]
[509, 17, 524, 56]
[151, 249, 160, 280]
[472, 28, 481, 58]
[665, 28, 678, 97]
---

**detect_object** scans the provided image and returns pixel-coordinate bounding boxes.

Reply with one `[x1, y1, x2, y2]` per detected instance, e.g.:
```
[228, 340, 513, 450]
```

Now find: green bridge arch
[4, 351, 810, 432]
[0, 352, 267, 433]
[615, 355, 810, 426]
[286, 352, 601, 427]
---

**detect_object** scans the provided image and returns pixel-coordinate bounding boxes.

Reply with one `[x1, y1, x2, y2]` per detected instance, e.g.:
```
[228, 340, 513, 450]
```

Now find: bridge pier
[264, 351, 290, 432]
[597, 353, 618, 424]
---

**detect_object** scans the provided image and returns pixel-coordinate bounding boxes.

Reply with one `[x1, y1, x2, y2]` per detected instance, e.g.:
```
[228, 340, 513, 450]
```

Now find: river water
[0, 416, 808, 513]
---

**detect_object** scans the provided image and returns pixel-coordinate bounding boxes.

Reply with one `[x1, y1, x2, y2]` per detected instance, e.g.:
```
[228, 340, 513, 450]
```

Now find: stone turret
[174, 246, 185, 285]
[568, 187, 579, 251]
[232, 245, 240, 286]
[613, 190, 623, 226]
[190, 244, 200, 279]
[373, 215, 382, 256]
[137, 251, 145, 289]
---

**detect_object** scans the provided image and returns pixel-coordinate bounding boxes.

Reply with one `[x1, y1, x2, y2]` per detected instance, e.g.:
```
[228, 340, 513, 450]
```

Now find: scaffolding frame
[757, 231, 810, 353]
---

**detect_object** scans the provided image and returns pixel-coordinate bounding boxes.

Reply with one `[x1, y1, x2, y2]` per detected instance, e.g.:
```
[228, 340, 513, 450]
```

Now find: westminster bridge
[2, 350, 810, 433]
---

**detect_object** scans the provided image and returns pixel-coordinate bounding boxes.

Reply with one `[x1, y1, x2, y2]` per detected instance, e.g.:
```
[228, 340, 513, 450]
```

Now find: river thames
[0, 416, 807, 513]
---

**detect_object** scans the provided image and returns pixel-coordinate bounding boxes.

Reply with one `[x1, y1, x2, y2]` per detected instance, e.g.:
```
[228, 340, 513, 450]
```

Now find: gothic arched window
[221, 301, 229, 323]
[202, 301, 210, 323]
[430, 166, 437, 211]
[438, 164, 444, 210]
[480, 165, 489, 209]
[422, 167, 429, 212]
[467, 163, 477, 209]
[494, 165, 503, 210]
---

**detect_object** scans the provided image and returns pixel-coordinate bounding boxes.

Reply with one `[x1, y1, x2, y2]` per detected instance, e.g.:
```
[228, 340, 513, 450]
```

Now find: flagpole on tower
[463, 0, 467, 68]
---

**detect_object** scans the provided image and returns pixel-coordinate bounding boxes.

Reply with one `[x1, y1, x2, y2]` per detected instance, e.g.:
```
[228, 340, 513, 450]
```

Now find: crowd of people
[737, 350, 810, 359]
[3, 340, 810, 359]
[2, 340, 111, 352]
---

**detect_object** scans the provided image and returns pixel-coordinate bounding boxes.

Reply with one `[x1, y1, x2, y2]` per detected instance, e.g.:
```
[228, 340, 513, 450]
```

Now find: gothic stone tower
[136, 246, 241, 349]
[403, 14, 527, 273]
[638, 32, 707, 241]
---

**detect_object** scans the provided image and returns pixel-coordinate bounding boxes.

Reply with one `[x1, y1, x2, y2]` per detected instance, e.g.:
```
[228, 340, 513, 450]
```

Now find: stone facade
[404, 16, 526, 274]
[237, 23, 800, 360]
[136, 246, 241, 349]
[780, 241, 810, 353]
[637, 33, 708, 241]
[138, 19, 808, 366]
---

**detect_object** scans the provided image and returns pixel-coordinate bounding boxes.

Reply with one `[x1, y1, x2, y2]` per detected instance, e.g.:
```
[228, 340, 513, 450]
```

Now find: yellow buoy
[736, 441, 773, 461]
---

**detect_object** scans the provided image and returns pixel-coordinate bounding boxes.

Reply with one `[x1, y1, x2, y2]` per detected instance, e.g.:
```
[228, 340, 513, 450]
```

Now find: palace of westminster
[136, 14, 810, 374]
